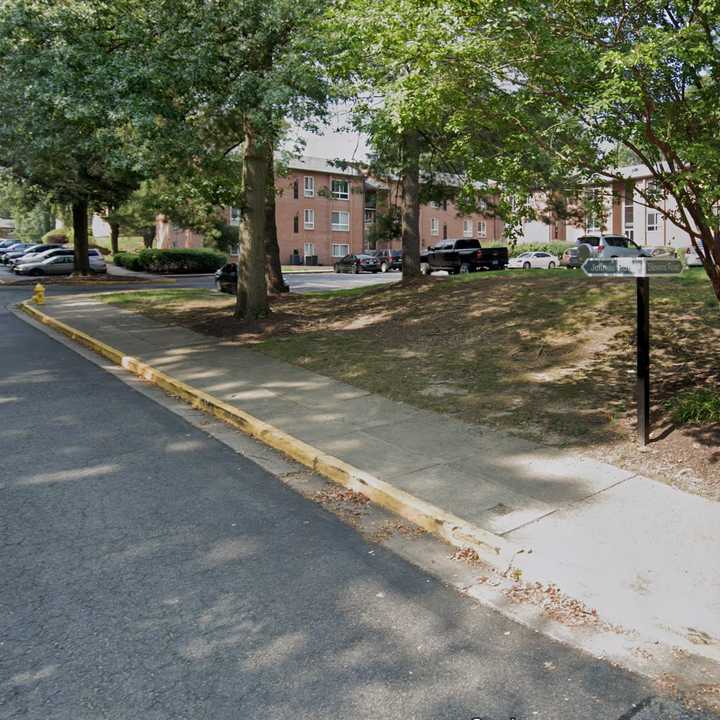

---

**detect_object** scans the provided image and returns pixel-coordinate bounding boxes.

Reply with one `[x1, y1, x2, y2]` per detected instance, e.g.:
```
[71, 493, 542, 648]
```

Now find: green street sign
[582, 257, 684, 277]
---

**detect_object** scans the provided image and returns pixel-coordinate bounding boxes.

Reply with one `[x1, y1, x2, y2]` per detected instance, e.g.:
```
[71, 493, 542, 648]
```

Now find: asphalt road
[0, 264, 400, 295]
[0, 289, 713, 720]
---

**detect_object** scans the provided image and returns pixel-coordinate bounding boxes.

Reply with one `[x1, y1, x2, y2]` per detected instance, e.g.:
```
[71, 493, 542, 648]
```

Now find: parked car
[507, 251, 559, 270]
[420, 238, 508, 275]
[371, 249, 403, 272]
[7, 243, 64, 267]
[685, 243, 705, 267]
[214, 263, 237, 294]
[561, 234, 649, 268]
[0, 243, 33, 264]
[15, 252, 107, 275]
[334, 253, 381, 273]
[0, 239, 18, 251]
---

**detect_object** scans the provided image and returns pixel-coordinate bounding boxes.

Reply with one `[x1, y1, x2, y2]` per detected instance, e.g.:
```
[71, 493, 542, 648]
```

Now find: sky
[285, 103, 369, 162]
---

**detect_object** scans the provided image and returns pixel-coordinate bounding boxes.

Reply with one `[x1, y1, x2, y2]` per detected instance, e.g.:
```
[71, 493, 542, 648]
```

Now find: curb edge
[19, 300, 522, 573]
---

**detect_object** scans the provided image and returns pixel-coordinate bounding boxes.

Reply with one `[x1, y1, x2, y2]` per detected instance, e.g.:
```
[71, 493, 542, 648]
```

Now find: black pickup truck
[420, 238, 508, 274]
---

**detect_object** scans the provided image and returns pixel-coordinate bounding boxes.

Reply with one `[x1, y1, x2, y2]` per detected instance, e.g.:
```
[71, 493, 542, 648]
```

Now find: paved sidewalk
[36, 294, 720, 664]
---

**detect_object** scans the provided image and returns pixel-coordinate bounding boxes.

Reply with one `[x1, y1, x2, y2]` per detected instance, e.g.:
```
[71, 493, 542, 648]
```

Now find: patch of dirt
[502, 581, 625, 632]
[312, 486, 370, 525]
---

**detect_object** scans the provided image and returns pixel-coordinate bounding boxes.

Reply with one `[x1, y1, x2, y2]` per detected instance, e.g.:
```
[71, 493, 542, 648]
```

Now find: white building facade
[519, 165, 694, 249]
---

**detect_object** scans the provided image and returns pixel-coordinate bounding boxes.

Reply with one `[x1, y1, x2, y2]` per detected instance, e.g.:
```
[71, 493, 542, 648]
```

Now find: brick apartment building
[153, 155, 503, 264]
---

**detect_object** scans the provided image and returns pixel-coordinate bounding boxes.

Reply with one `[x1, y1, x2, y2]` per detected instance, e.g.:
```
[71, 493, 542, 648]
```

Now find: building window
[364, 208, 376, 225]
[331, 211, 350, 231]
[293, 216, 299, 233]
[431, 218, 440, 236]
[331, 179, 350, 200]
[303, 242, 315, 259]
[647, 211, 659, 232]
[293, 180, 299, 200]
[303, 209, 315, 230]
[478, 199, 488, 211]
[331, 243, 349, 257]
[463, 219, 473, 237]
[430, 201, 440, 209]
[624, 182, 634, 240]
[304, 176, 315, 198]
[230, 207, 241, 226]
[477, 220, 487, 238]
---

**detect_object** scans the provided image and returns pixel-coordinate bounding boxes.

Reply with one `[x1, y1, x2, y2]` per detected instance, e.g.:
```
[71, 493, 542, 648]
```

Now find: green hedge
[485, 241, 572, 258]
[113, 248, 227, 274]
[509, 242, 572, 258]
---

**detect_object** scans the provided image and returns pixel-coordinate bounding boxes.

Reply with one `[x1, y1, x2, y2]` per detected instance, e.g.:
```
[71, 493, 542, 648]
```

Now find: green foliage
[113, 252, 143, 271]
[443, 0, 720, 298]
[114, 248, 226, 274]
[504, 242, 572, 259]
[42, 227, 73, 244]
[207, 223, 240, 255]
[0, 175, 55, 242]
[669, 390, 720, 426]
[365, 208, 401, 249]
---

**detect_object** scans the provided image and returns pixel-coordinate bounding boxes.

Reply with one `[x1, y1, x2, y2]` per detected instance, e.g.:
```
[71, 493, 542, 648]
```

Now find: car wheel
[548, 261, 556, 269]
[354, 265, 360, 274]
[380, 262, 388, 273]
[523, 261, 531, 269]
[459, 262, 471, 274]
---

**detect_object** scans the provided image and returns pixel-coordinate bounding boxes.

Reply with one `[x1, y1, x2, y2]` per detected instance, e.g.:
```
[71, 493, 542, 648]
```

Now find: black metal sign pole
[636, 276, 650, 446]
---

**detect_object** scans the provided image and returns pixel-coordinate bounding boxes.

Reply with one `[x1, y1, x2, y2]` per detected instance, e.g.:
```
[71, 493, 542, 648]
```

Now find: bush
[113, 251, 143, 271]
[509, 242, 573, 258]
[668, 389, 720, 425]
[41, 227, 73, 244]
[113, 248, 227, 274]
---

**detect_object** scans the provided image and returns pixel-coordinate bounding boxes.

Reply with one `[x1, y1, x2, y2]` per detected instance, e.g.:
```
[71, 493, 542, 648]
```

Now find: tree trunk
[401, 129, 422, 279]
[110, 222, 120, 255]
[696, 227, 720, 302]
[236, 123, 270, 319]
[265, 151, 289, 294]
[72, 199, 90, 275]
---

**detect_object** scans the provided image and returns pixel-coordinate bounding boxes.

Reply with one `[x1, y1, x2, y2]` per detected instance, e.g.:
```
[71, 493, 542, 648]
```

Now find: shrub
[485, 241, 572, 258]
[113, 251, 143, 271]
[668, 389, 720, 425]
[113, 248, 226, 274]
[41, 227, 73, 244]
[509, 242, 573, 258]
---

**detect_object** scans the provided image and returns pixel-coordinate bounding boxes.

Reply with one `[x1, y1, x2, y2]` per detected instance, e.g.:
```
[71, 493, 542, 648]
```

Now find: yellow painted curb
[20, 300, 524, 572]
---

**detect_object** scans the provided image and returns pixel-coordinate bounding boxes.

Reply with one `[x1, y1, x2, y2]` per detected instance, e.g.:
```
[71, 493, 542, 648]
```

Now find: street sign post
[582, 256, 684, 446]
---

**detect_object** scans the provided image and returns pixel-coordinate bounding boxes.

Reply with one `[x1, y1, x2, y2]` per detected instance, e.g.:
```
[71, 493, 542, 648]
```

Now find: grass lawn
[99, 268, 720, 498]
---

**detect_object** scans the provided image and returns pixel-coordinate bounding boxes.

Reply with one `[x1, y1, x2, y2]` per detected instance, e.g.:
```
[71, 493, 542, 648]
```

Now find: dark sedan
[214, 263, 237, 294]
[334, 253, 381, 274]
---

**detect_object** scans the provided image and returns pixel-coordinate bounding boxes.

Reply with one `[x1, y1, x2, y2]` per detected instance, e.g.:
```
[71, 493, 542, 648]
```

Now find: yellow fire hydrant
[32, 282, 45, 305]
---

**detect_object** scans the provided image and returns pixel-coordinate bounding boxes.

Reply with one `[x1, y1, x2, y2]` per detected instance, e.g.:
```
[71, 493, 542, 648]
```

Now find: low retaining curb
[20, 300, 524, 573]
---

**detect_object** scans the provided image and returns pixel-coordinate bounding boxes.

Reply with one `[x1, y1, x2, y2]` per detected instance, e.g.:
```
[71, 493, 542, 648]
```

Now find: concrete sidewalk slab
[28, 294, 720, 665]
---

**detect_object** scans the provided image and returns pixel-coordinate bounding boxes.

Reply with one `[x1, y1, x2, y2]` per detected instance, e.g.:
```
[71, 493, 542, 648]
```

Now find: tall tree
[448, 0, 720, 299]
[323, 0, 475, 278]
[0, 0, 153, 273]
[152, 0, 330, 319]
